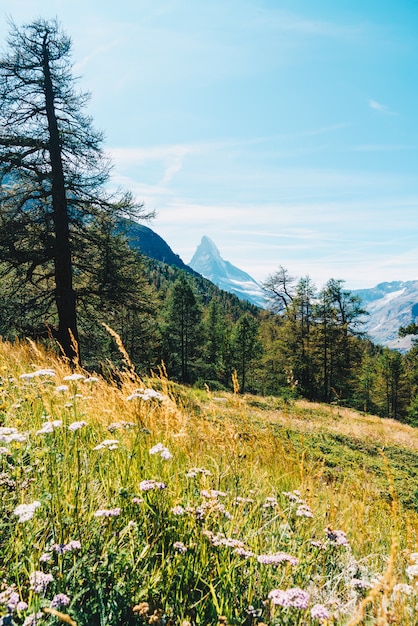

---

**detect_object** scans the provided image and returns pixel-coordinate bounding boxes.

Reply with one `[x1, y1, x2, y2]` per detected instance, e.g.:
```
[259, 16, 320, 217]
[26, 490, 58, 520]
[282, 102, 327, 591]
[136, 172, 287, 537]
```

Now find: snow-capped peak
[189, 236, 266, 308]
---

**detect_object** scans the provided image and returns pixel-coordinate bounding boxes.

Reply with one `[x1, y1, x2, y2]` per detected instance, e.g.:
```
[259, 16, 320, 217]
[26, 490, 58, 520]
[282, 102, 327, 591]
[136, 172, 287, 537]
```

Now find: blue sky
[1, 0, 418, 289]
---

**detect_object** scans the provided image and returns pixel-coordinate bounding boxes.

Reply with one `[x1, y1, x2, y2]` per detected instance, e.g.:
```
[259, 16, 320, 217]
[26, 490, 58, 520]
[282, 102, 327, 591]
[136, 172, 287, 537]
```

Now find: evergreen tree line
[0, 18, 417, 424]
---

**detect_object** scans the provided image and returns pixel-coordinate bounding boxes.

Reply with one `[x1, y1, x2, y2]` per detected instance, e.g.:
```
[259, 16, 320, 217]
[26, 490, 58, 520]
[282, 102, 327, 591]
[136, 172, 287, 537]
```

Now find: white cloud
[369, 99, 395, 115]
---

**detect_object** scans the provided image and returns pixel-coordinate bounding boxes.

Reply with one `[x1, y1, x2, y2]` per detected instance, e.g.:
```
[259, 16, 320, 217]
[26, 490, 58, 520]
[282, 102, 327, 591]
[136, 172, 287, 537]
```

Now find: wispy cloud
[369, 99, 396, 115]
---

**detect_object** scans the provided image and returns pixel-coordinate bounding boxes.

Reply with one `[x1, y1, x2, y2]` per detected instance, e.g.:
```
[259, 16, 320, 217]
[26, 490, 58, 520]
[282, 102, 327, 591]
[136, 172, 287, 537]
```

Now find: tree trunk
[42, 35, 79, 362]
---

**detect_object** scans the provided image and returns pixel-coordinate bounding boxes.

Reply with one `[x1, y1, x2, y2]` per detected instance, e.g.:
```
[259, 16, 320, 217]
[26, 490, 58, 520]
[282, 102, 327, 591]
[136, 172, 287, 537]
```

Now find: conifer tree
[0, 19, 150, 361]
[161, 275, 203, 382]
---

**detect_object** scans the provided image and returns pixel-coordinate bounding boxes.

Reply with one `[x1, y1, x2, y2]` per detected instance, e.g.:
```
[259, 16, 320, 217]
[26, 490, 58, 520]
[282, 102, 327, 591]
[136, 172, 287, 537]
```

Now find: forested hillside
[0, 18, 418, 426]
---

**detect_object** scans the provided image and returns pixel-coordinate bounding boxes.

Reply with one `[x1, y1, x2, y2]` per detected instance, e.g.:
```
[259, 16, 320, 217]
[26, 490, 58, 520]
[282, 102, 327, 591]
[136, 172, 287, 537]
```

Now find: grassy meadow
[1, 339, 418, 625]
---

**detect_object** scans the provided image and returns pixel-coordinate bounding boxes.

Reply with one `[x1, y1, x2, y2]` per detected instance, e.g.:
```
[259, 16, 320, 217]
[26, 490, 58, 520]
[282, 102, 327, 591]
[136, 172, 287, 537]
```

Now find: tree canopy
[0, 18, 150, 361]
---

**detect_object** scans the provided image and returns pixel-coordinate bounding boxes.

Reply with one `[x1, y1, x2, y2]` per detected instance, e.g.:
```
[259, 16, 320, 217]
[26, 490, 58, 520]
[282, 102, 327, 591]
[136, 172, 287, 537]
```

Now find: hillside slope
[1, 339, 417, 625]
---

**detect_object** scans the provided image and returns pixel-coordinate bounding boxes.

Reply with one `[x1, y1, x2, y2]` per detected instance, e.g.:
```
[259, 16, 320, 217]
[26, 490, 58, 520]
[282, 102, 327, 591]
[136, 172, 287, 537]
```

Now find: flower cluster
[203, 530, 247, 551]
[268, 587, 310, 609]
[257, 552, 298, 566]
[139, 479, 167, 491]
[13, 500, 41, 523]
[310, 604, 331, 621]
[0, 585, 28, 612]
[127, 388, 165, 401]
[63, 373, 85, 382]
[50, 593, 71, 608]
[29, 571, 54, 594]
[20, 369, 55, 380]
[186, 467, 212, 478]
[173, 541, 188, 553]
[326, 528, 350, 547]
[149, 442, 172, 460]
[94, 508, 121, 518]
[107, 421, 135, 432]
[0, 427, 27, 444]
[68, 420, 87, 432]
[93, 439, 119, 451]
[36, 420, 62, 435]
[50, 540, 81, 554]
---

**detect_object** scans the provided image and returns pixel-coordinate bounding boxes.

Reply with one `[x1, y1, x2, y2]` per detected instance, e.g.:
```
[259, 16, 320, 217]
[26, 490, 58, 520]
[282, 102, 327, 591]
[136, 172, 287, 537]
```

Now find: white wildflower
[14, 500, 41, 523]
[406, 564, 418, 580]
[149, 442, 172, 460]
[126, 388, 165, 401]
[68, 420, 87, 432]
[55, 385, 69, 393]
[20, 369, 55, 380]
[36, 420, 62, 435]
[63, 373, 85, 381]
[93, 439, 119, 451]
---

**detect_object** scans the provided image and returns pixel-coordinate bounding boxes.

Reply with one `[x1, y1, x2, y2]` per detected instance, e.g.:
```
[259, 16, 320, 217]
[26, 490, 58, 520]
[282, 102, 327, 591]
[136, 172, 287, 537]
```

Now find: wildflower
[200, 489, 227, 499]
[40, 553, 51, 563]
[107, 421, 134, 432]
[149, 443, 172, 460]
[83, 376, 99, 383]
[282, 490, 303, 503]
[51, 540, 81, 553]
[94, 508, 121, 517]
[351, 578, 372, 589]
[296, 504, 314, 518]
[0, 446, 10, 455]
[326, 528, 350, 547]
[139, 479, 167, 491]
[268, 587, 310, 609]
[203, 530, 247, 550]
[14, 500, 41, 522]
[63, 373, 85, 381]
[257, 552, 298, 566]
[393, 583, 414, 595]
[50, 593, 70, 608]
[126, 388, 165, 401]
[132, 497, 144, 504]
[17, 601, 28, 611]
[68, 420, 87, 432]
[20, 369, 55, 380]
[186, 467, 212, 478]
[23, 612, 44, 626]
[311, 604, 331, 621]
[29, 571, 54, 594]
[234, 547, 255, 558]
[233, 496, 254, 505]
[263, 497, 278, 508]
[406, 564, 418, 579]
[93, 439, 119, 451]
[36, 420, 62, 435]
[0, 427, 27, 444]
[55, 385, 69, 393]
[171, 505, 185, 515]
[0, 589, 19, 611]
[173, 541, 188, 553]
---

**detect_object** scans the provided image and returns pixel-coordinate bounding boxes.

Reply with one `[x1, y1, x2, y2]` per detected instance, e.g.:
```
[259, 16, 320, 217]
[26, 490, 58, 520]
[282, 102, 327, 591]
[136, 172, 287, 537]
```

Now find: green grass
[0, 339, 418, 625]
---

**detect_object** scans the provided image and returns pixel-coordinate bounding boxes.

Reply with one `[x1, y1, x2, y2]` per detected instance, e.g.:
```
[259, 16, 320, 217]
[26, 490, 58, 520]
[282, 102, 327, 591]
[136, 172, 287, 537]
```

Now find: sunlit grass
[0, 338, 418, 625]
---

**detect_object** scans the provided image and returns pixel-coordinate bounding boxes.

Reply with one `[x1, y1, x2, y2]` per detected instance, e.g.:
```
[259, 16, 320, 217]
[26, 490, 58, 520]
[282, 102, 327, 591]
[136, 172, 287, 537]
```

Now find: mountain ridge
[188, 236, 266, 308]
[122, 219, 418, 350]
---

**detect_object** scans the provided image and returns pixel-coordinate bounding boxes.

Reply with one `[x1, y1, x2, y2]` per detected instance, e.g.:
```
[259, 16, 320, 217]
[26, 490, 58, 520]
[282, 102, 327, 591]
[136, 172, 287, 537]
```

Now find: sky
[1, 0, 418, 289]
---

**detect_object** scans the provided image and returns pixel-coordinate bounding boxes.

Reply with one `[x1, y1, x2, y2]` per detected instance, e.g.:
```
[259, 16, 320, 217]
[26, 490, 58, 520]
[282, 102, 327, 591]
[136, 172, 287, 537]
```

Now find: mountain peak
[189, 236, 265, 308]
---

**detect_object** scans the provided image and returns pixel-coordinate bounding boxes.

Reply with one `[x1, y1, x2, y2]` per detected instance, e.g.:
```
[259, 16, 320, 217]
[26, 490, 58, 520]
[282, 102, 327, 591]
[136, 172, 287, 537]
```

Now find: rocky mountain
[352, 281, 418, 350]
[188, 236, 266, 308]
[121, 220, 418, 350]
[117, 219, 198, 276]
